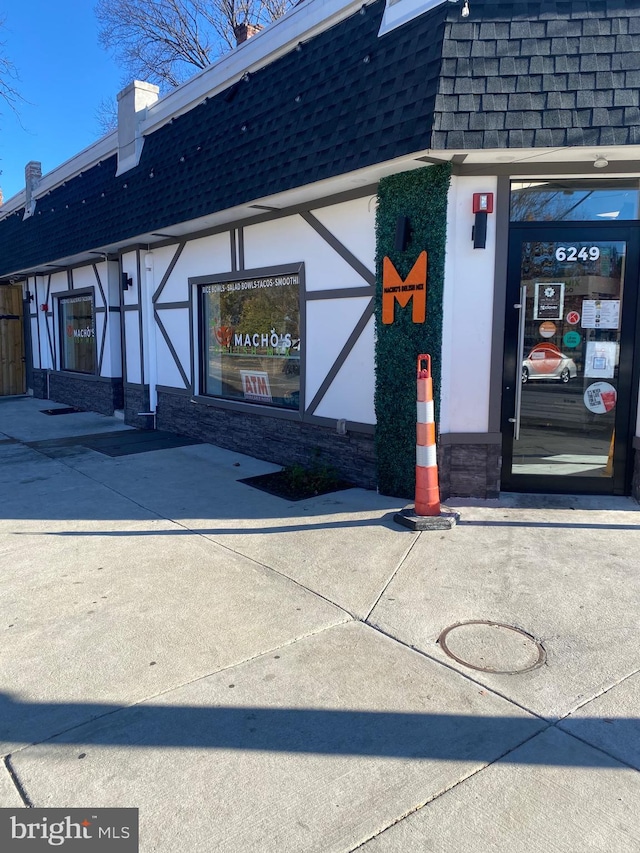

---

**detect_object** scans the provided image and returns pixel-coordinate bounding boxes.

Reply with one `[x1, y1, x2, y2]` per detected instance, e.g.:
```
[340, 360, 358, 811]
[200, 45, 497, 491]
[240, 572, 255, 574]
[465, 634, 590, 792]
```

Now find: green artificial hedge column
[374, 163, 451, 498]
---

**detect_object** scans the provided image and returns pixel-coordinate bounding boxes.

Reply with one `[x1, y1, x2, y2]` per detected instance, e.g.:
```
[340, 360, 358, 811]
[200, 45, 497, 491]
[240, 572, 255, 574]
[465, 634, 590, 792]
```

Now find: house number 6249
[555, 246, 601, 262]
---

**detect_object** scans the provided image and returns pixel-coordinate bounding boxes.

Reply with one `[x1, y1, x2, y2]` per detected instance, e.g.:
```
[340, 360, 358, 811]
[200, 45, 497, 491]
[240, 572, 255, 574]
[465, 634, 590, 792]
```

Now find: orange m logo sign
[382, 251, 428, 324]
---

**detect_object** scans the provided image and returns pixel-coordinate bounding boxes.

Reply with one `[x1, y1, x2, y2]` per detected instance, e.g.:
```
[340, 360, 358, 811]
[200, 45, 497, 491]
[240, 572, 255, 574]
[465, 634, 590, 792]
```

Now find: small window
[59, 294, 97, 374]
[199, 269, 301, 410]
[511, 180, 640, 223]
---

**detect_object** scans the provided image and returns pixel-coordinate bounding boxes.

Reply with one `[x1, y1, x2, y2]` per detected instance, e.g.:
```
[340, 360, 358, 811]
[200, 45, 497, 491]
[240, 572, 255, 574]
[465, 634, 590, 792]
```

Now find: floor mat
[27, 430, 202, 457]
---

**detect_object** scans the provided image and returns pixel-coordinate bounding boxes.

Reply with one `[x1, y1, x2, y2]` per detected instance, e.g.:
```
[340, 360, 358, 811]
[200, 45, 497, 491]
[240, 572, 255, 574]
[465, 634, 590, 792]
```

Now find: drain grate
[438, 620, 546, 675]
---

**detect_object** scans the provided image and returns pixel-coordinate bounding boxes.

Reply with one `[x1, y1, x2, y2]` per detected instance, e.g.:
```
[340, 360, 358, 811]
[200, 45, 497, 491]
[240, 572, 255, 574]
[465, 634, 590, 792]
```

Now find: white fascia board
[140, 0, 377, 136]
[378, 0, 455, 37]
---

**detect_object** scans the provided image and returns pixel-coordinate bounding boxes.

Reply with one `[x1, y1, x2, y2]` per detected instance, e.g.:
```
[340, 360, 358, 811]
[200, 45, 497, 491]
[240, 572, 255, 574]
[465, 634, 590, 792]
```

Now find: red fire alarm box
[473, 193, 494, 214]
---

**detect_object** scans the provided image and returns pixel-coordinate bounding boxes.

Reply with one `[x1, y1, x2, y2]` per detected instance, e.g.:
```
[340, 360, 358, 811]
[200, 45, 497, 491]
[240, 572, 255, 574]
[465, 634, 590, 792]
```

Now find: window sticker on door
[563, 331, 581, 349]
[584, 341, 618, 379]
[539, 321, 557, 338]
[581, 300, 620, 329]
[534, 282, 565, 320]
[584, 381, 617, 414]
[566, 310, 580, 325]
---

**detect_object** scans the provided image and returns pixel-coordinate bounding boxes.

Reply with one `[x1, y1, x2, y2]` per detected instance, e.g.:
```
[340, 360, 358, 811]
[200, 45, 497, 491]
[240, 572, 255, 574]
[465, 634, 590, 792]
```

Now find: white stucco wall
[155, 233, 234, 305]
[155, 307, 190, 388]
[244, 208, 373, 292]
[314, 314, 375, 423]
[243, 198, 376, 423]
[440, 174, 498, 435]
[312, 196, 377, 275]
[141, 195, 377, 424]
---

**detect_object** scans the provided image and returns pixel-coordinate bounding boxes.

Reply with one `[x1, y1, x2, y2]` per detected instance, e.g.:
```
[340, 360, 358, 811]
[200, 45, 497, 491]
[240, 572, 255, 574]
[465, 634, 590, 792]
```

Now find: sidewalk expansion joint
[363, 530, 423, 624]
[31, 445, 357, 621]
[347, 724, 551, 853]
[555, 664, 640, 722]
[362, 620, 548, 722]
[4, 755, 33, 807]
[547, 725, 640, 773]
[5, 622, 352, 759]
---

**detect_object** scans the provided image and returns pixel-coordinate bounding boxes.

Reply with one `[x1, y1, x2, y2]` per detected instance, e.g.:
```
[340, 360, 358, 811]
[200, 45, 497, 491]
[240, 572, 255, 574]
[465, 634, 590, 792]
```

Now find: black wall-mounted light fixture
[472, 212, 488, 249]
[395, 216, 412, 252]
[122, 273, 132, 291]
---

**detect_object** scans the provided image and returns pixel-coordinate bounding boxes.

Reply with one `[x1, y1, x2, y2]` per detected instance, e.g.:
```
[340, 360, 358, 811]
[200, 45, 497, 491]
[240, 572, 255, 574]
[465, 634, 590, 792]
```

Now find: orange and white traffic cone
[394, 353, 459, 531]
[415, 354, 440, 516]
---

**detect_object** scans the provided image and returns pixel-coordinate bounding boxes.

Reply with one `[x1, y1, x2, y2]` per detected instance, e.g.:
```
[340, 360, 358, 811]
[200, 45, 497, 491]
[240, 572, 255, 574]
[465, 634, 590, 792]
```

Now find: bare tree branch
[95, 0, 296, 90]
[95, 95, 119, 135]
[0, 16, 22, 119]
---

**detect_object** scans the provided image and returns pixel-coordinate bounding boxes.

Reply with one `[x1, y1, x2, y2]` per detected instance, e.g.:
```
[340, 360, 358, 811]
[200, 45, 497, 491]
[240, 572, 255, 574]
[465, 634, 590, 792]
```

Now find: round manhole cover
[438, 620, 546, 674]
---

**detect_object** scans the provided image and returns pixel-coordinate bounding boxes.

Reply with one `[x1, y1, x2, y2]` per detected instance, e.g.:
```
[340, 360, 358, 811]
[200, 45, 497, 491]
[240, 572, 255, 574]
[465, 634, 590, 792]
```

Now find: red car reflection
[522, 342, 578, 383]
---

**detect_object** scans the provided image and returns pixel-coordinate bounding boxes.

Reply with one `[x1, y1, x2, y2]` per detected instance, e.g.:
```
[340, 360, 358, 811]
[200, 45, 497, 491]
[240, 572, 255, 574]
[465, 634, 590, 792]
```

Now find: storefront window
[59, 294, 97, 374]
[511, 180, 640, 222]
[200, 270, 301, 409]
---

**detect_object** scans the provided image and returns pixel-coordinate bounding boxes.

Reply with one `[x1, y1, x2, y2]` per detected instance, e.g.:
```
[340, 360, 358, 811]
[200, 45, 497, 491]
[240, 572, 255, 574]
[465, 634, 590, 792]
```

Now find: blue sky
[1, 1, 123, 201]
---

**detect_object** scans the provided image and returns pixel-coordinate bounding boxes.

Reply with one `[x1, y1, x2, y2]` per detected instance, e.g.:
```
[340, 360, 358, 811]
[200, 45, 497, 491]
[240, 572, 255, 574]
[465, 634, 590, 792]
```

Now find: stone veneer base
[632, 448, 640, 503]
[438, 441, 501, 500]
[32, 369, 123, 416]
[155, 389, 377, 490]
[124, 384, 154, 429]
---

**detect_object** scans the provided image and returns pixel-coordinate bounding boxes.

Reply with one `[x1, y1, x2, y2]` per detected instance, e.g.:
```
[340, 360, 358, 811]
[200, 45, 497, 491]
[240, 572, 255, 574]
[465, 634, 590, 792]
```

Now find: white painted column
[142, 252, 158, 415]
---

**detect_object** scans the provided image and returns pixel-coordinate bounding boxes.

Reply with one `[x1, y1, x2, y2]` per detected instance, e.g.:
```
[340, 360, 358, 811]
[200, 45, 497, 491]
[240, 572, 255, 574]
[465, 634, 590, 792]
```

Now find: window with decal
[59, 294, 97, 374]
[199, 269, 301, 410]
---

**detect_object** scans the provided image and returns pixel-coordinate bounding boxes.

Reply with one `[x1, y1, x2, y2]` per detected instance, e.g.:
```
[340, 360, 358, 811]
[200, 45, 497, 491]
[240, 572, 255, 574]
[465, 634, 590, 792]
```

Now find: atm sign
[240, 371, 272, 403]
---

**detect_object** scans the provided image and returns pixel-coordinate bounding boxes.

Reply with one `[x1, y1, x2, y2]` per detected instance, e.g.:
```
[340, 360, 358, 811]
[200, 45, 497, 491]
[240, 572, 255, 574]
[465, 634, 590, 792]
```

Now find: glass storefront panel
[200, 271, 301, 409]
[511, 180, 640, 223]
[511, 239, 625, 480]
[59, 294, 97, 374]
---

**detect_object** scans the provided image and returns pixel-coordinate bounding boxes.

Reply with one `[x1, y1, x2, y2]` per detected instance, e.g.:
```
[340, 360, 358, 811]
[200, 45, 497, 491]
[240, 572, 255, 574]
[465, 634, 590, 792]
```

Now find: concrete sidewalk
[1, 396, 639, 851]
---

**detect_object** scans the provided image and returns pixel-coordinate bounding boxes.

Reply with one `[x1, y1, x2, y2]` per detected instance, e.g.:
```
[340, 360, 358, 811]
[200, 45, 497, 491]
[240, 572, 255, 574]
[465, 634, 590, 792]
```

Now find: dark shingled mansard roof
[434, 0, 640, 149]
[1, 0, 640, 276]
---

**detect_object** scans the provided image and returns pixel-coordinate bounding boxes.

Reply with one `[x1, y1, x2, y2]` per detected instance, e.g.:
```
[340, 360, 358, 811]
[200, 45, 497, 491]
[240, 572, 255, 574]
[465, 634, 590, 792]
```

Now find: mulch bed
[239, 470, 353, 501]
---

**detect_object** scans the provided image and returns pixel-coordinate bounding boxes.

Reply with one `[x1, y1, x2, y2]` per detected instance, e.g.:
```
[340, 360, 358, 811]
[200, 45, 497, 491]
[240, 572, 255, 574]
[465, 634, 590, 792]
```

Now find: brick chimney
[23, 160, 42, 220]
[234, 22, 263, 45]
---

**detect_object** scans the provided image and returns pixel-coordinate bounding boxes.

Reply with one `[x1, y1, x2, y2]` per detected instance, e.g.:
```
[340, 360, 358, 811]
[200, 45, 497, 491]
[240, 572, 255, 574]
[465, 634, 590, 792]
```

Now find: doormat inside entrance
[40, 407, 83, 416]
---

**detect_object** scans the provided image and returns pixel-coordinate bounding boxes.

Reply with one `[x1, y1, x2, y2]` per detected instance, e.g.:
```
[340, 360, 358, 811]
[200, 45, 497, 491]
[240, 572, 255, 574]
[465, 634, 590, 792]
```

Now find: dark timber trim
[152, 241, 186, 304]
[300, 211, 375, 286]
[488, 174, 511, 435]
[154, 308, 190, 390]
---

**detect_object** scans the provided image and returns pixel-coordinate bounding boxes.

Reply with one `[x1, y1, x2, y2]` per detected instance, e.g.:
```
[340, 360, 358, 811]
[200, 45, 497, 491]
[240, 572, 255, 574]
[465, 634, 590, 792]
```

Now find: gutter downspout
[140, 251, 157, 427]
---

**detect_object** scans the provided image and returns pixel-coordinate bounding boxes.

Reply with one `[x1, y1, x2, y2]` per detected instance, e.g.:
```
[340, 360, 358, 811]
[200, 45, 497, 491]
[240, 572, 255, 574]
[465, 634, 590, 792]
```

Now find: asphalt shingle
[2, 0, 640, 276]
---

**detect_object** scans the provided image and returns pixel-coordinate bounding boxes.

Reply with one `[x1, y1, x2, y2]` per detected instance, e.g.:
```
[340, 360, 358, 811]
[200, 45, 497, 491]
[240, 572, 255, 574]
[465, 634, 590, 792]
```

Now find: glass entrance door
[502, 227, 639, 494]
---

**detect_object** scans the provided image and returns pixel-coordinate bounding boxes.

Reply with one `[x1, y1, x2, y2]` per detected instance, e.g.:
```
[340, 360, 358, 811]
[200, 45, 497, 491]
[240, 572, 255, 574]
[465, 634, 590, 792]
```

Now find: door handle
[512, 285, 527, 441]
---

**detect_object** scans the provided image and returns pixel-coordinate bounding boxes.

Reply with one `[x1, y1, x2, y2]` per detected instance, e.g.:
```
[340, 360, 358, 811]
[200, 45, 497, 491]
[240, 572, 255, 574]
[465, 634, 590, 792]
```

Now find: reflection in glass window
[200, 271, 301, 410]
[511, 180, 640, 222]
[59, 294, 96, 374]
